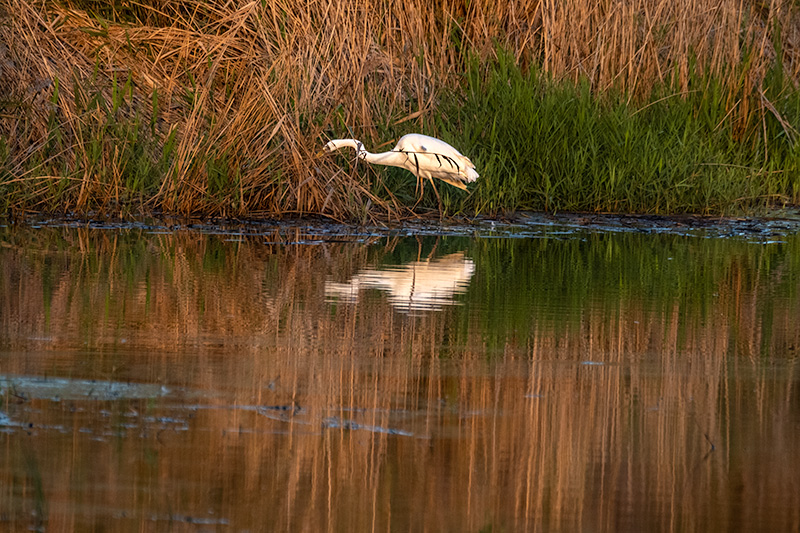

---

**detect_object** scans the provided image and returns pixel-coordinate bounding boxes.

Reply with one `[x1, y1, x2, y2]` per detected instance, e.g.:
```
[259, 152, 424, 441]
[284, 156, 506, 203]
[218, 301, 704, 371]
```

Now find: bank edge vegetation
[1, 0, 799, 220]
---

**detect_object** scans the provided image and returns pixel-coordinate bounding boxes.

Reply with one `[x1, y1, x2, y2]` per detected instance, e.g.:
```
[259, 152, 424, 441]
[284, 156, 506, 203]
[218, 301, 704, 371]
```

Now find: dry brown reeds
[1, 0, 799, 218]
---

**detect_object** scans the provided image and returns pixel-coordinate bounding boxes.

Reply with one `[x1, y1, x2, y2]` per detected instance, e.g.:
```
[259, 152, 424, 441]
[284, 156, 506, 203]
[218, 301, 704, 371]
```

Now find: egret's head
[323, 140, 339, 153]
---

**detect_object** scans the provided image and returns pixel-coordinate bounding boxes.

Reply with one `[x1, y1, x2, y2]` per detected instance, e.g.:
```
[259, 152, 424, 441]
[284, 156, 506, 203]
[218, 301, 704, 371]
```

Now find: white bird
[323, 134, 479, 206]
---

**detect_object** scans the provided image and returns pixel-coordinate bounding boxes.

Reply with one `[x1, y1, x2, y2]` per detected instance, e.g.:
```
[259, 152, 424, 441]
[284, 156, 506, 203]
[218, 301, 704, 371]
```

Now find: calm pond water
[1, 216, 799, 531]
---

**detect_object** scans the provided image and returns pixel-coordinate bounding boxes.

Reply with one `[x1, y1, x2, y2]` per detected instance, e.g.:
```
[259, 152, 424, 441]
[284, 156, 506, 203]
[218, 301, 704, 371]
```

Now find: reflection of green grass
[465, 229, 800, 352]
[375, 235, 474, 266]
[2, 223, 798, 362]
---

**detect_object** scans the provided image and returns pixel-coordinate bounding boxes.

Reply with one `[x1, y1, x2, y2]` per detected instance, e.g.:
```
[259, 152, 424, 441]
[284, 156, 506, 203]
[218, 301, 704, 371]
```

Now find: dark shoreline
[5, 209, 800, 241]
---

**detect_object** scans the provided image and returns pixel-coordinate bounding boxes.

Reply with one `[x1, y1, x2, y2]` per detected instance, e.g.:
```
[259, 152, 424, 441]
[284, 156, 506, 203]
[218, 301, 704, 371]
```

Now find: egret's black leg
[429, 177, 443, 218]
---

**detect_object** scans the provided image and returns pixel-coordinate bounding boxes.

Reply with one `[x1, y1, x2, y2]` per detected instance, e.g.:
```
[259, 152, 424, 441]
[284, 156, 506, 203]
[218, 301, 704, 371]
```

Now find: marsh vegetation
[1, 0, 799, 219]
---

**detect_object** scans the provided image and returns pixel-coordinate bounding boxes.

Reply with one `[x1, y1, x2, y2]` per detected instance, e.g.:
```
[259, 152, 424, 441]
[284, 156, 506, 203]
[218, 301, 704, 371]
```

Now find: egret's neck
[326, 139, 406, 167]
[362, 150, 405, 166]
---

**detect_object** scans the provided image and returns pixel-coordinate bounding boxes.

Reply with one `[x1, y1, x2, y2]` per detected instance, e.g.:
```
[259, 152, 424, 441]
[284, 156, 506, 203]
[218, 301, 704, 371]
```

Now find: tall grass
[1, 0, 799, 219]
[446, 53, 800, 214]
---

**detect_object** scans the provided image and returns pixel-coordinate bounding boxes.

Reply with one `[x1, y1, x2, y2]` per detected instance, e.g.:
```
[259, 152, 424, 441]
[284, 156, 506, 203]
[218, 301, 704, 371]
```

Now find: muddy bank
[6, 210, 800, 242]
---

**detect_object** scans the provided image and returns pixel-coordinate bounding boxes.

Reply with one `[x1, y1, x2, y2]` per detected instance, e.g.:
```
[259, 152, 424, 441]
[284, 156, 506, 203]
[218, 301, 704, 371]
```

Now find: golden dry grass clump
[1, 0, 799, 218]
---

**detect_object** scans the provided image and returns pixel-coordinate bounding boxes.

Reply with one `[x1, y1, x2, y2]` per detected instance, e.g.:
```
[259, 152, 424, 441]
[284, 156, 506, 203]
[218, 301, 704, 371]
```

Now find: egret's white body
[323, 134, 479, 191]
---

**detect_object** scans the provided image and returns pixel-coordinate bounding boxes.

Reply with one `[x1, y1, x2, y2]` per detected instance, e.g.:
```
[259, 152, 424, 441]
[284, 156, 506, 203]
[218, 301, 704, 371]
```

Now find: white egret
[323, 134, 478, 207]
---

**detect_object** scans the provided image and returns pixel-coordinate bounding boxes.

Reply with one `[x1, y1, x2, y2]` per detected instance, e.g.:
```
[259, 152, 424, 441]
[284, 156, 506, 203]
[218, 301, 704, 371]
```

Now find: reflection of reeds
[1, 226, 799, 530]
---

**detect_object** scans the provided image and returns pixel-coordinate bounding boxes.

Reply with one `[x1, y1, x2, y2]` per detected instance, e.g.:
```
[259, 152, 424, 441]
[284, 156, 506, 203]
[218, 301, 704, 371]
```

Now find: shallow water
[1, 216, 799, 531]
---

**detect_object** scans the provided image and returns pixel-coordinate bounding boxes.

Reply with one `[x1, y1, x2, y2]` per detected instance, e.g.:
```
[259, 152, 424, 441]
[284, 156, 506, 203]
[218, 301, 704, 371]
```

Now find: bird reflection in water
[325, 252, 475, 313]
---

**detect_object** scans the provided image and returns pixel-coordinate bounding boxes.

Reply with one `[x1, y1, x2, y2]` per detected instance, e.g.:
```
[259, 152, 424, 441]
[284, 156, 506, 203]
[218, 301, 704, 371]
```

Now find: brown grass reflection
[0, 226, 799, 531]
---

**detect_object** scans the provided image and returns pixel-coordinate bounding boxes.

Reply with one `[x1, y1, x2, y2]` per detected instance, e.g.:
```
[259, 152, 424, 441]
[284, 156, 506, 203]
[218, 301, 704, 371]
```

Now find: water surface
[1, 217, 799, 531]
